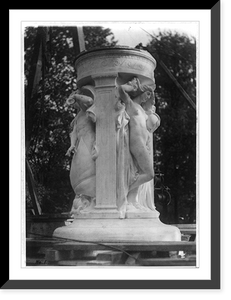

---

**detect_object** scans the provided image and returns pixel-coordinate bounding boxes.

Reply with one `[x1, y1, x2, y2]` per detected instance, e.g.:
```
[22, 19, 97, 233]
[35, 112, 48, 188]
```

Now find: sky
[108, 22, 198, 48]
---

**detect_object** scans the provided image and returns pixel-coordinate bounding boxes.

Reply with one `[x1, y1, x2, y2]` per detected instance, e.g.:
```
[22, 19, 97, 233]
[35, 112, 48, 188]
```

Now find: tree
[83, 26, 117, 50]
[24, 26, 117, 213]
[146, 30, 196, 224]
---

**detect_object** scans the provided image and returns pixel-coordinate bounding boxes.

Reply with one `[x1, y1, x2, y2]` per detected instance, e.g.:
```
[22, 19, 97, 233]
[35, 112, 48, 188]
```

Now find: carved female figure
[117, 77, 160, 214]
[117, 77, 156, 192]
[65, 86, 97, 216]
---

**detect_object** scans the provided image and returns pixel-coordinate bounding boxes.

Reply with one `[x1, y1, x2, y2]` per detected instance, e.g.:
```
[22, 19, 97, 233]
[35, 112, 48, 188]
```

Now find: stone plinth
[53, 218, 180, 243]
[53, 47, 181, 243]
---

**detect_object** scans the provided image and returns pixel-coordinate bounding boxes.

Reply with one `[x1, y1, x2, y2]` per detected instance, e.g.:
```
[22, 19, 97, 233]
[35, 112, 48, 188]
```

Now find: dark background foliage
[24, 26, 196, 224]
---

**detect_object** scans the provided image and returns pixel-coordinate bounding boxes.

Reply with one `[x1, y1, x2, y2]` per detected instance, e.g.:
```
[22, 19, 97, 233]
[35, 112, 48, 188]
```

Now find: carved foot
[126, 202, 150, 213]
[70, 195, 95, 218]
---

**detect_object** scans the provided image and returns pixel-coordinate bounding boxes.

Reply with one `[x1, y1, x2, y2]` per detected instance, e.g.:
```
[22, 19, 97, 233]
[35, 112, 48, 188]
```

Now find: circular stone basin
[74, 46, 156, 87]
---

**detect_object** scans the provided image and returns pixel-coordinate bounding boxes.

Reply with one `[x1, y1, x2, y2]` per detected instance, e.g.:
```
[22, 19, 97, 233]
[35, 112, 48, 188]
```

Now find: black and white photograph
[7, 6, 221, 291]
[24, 22, 197, 267]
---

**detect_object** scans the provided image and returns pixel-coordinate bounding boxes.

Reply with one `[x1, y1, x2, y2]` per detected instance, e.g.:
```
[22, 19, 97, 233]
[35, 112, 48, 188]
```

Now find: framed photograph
[7, 3, 220, 289]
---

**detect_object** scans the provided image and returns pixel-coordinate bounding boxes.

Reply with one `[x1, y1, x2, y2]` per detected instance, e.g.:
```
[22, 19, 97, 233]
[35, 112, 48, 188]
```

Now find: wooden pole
[25, 27, 45, 215]
[77, 27, 85, 52]
[157, 58, 196, 110]
[71, 26, 85, 54]
[26, 160, 42, 215]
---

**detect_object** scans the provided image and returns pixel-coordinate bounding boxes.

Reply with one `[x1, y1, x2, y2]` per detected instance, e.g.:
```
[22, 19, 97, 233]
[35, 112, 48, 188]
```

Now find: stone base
[53, 218, 181, 243]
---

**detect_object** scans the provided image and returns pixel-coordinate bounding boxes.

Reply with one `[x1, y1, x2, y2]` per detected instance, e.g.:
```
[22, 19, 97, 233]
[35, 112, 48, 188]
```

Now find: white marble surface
[53, 218, 181, 242]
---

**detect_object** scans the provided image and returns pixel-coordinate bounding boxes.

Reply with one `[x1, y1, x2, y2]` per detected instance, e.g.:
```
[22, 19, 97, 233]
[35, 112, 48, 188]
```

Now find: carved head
[65, 86, 95, 110]
[65, 90, 81, 109]
[128, 77, 155, 100]
[138, 90, 153, 104]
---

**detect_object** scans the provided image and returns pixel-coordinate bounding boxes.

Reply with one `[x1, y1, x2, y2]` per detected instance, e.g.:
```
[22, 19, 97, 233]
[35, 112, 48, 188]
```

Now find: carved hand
[65, 90, 81, 107]
[152, 105, 156, 113]
[142, 84, 152, 91]
[65, 145, 76, 156]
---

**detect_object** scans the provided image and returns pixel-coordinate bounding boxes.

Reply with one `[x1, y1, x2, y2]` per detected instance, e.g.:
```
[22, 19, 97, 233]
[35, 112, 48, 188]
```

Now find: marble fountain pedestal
[53, 47, 181, 243]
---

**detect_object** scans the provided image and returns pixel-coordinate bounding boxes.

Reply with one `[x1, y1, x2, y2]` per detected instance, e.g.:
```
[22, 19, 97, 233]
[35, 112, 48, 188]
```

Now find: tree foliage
[146, 31, 196, 223]
[24, 26, 117, 213]
[83, 26, 117, 50]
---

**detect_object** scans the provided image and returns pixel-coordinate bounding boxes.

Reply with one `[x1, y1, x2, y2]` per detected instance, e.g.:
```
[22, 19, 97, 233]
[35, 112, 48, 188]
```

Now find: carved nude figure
[117, 77, 156, 193]
[117, 78, 161, 213]
[65, 86, 97, 216]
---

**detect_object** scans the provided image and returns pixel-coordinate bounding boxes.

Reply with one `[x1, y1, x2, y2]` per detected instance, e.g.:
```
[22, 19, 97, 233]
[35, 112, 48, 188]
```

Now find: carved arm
[66, 121, 78, 156]
[117, 85, 132, 107]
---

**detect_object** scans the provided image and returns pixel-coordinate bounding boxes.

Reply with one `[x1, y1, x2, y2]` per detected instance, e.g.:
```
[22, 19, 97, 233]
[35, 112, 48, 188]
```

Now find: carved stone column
[92, 74, 119, 217]
[53, 47, 181, 242]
